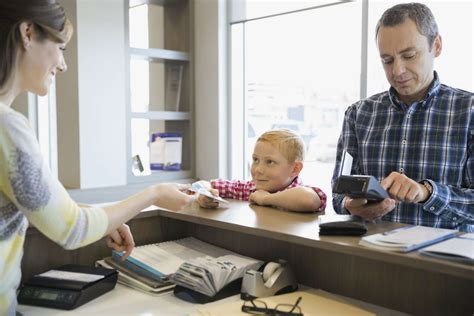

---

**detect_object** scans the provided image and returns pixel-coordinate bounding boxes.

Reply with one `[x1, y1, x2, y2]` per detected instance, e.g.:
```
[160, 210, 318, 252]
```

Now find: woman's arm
[102, 183, 192, 234]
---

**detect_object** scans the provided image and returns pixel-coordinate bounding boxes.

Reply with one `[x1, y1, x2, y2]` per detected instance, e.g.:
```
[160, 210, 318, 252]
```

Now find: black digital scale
[18, 264, 118, 310]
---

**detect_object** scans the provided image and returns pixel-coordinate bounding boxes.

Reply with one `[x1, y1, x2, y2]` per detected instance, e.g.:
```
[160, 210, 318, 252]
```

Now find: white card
[191, 181, 228, 204]
[39, 270, 104, 283]
[339, 150, 353, 176]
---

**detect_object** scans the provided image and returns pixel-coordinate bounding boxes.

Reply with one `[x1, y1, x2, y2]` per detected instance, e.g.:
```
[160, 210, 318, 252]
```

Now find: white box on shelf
[150, 132, 182, 171]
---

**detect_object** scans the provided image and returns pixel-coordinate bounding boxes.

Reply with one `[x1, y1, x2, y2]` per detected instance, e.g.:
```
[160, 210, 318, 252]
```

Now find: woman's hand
[152, 183, 194, 211]
[106, 224, 135, 260]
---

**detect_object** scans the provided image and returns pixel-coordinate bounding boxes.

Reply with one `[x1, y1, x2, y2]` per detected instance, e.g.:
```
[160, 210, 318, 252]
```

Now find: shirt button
[453, 217, 457, 221]
[402, 140, 407, 145]
[399, 168, 404, 173]
[430, 207, 435, 211]
[407, 114, 411, 118]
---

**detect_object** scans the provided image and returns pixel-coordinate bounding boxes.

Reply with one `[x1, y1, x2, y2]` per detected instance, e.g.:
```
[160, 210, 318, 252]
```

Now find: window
[27, 81, 58, 177]
[231, 1, 362, 199]
[231, 0, 473, 210]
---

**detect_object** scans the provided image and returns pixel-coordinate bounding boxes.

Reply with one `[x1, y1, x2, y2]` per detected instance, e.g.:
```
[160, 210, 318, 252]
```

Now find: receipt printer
[241, 259, 297, 299]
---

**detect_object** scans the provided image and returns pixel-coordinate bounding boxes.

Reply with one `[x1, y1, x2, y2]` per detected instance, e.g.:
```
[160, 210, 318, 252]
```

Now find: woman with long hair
[0, 1, 192, 313]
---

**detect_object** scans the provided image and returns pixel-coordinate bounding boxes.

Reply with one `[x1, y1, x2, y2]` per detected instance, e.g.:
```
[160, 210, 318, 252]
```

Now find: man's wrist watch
[420, 180, 433, 203]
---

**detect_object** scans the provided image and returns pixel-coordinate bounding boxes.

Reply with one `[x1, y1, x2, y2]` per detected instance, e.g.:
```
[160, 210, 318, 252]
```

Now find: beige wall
[194, 0, 229, 180]
[56, 0, 127, 189]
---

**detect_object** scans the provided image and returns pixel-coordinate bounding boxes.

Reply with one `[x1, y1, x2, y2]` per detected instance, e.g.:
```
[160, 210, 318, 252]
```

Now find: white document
[190, 180, 229, 205]
[359, 226, 458, 252]
[39, 270, 104, 283]
[129, 245, 186, 275]
[419, 233, 474, 264]
[95, 260, 174, 295]
[171, 254, 263, 297]
[339, 150, 353, 176]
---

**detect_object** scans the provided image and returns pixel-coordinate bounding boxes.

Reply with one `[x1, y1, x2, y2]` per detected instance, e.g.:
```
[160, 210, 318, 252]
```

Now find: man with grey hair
[332, 3, 473, 231]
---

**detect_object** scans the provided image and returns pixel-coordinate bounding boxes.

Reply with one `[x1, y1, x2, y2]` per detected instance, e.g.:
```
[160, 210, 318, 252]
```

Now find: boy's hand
[249, 190, 271, 206]
[197, 189, 220, 208]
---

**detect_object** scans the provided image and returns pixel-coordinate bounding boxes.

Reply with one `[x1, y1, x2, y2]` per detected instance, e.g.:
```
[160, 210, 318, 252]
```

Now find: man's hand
[197, 189, 220, 208]
[249, 190, 271, 206]
[381, 172, 430, 203]
[106, 224, 135, 260]
[344, 197, 396, 221]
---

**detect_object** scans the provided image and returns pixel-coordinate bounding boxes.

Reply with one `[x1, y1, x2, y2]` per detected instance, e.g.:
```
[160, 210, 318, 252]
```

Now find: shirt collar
[388, 71, 441, 110]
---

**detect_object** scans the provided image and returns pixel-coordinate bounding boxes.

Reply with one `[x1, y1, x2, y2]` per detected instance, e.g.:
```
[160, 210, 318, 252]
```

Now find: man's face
[377, 18, 441, 105]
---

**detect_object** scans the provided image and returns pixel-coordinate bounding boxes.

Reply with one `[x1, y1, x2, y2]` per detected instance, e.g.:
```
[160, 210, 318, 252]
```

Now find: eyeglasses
[241, 296, 303, 316]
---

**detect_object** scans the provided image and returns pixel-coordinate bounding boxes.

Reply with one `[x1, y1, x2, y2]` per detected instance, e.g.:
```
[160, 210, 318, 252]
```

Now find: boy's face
[251, 141, 300, 192]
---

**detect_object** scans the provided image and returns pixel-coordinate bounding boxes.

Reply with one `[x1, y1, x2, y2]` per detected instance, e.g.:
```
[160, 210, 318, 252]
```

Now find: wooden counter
[22, 200, 474, 315]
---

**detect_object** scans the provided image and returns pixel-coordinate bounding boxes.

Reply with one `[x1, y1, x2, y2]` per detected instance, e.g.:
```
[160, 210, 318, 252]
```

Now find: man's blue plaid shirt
[332, 72, 474, 231]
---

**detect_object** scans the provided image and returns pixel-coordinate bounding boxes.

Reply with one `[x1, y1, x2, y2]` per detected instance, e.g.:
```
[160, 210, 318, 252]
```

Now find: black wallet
[318, 215, 367, 236]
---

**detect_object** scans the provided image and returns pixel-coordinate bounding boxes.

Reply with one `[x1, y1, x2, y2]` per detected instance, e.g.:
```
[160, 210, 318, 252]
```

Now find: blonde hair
[257, 129, 305, 163]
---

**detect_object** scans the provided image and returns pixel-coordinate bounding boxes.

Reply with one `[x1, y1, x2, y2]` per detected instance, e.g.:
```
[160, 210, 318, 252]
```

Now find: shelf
[130, 169, 193, 183]
[129, 0, 185, 8]
[131, 111, 191, 120]
[130, 47, 189, 62]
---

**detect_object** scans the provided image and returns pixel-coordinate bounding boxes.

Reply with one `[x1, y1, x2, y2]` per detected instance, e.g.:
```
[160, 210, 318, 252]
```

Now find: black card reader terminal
[18, 264, 118, 310]
[333, 175, 389, 202]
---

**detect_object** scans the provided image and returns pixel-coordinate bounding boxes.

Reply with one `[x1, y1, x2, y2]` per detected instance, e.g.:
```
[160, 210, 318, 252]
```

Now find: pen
[382, 225, 414, 235]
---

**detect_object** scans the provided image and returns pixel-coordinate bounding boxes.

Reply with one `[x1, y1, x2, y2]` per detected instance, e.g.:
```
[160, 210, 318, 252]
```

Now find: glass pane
[130, 59, 150, 112]
[131, 118, 152, 175]
[129, 5, 149, 48]
[231, 0, 344, 23]
[242, 1, 362, 197]
[37, 94, 50, 165]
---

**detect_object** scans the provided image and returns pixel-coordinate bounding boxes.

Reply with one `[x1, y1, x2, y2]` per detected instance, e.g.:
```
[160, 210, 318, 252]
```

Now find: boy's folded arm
[262, 187, 322, 212]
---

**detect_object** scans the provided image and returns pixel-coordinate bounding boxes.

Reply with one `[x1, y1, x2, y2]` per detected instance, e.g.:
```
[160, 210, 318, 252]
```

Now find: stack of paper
[171, 254, 263, 297]
[96, 237, 259, 296]
[419, 233, 474, 264]
[96, 258, 175, 295]
[359, 225, 457, 252]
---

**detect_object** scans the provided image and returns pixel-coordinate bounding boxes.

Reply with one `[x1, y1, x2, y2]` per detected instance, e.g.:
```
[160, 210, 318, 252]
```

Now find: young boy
[198, 129, 326, 212]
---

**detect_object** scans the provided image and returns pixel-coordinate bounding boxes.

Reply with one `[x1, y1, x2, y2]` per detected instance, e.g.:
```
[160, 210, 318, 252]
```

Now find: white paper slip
[419, 233, 474, 264]
[359, 226, 457, 252]
[191, 181, 229, 205]
[339, 150, 353, 176]
[129, 245, 186, 275]
[39, 270, 104, 283]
